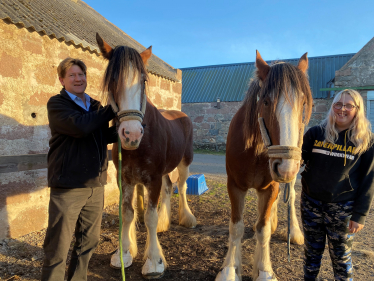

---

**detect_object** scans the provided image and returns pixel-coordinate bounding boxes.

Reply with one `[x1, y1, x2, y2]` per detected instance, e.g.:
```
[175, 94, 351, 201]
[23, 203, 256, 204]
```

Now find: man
[41, 58, 117, 281]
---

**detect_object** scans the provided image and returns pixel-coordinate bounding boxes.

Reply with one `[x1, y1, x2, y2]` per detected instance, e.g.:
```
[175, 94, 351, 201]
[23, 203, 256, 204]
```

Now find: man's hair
[57, 58, 87, 78]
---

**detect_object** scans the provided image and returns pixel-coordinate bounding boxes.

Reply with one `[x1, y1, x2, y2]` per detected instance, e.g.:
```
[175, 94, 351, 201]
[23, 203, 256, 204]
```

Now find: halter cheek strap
[108, 83, 147, 123]
[258, 117, 303, 161]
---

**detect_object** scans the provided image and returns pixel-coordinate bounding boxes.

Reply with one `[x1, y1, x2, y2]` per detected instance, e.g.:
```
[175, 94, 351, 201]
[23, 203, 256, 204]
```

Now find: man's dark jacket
[47, 89, 117, 188]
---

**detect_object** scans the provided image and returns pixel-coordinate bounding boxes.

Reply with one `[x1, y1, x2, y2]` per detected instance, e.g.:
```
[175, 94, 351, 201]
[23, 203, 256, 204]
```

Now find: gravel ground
[1, 177, 373, 281]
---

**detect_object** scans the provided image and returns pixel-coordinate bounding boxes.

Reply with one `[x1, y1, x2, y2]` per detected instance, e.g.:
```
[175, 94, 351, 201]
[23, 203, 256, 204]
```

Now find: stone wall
[0, 20, 181, 239]
[182, 101, 242, 150]
[182, 95, 370, 151]
[335, 37, 374, 88]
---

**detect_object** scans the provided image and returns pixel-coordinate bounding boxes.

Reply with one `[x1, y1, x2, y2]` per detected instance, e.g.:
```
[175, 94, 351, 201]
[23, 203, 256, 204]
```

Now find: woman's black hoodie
[301, 125, 374, 224]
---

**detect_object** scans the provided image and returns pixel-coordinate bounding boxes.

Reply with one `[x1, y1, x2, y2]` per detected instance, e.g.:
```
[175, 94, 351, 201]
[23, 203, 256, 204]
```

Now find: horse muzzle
[270, 158, 300, 183]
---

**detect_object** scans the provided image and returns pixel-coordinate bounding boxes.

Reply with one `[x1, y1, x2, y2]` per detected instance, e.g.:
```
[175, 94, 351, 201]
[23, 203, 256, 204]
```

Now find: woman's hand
[349, 220, 364, 233]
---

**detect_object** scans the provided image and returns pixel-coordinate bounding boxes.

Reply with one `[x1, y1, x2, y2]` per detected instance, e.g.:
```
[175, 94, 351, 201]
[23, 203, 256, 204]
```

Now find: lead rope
[118, 136, 126, 281]
[283, 182, 291, 262]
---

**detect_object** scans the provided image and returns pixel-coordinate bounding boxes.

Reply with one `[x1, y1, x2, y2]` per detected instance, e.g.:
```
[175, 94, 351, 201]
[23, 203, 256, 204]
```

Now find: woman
[301, 89, 374, 281]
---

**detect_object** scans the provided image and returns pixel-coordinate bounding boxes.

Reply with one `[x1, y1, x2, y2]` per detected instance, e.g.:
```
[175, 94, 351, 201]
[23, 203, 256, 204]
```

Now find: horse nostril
[272, 159, 282, 177]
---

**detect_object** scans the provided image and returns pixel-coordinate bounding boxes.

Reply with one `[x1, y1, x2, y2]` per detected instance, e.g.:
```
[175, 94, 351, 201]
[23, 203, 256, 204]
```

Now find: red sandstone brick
[35, 63, 57, 86]
[176, 96, 181, 110]
[28, 91, 53, 106]
[160, 80, 170, 91]
[9, 206, 48, 238]
[6, 193, 32, 206]
[172, 83, 182, 95]
[148, 75, 157, 87]
[58, 50, 70, 60]
[194, 116, 204, 123]
[0, 180, 35, 208]
[22, 39, 43, 55]
[165, 97, 174, 109]
[207, 117, 215, 122]
[0, 52, 22, 78]
[0, 125, 34, 141]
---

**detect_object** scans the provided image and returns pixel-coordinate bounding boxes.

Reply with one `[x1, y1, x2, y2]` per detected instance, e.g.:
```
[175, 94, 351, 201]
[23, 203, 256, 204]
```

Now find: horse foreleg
[111, 182, 137, 269]
[157, 175, 172, 232]
[177, 161, 197, 228]
[253, 183, 279, 281]
[136, 184, 145, 224]
[142, 179, 166, 278]
[270, 193, 279, 234]
[281, 177, 304, 245]
[216, 179, 246, 281]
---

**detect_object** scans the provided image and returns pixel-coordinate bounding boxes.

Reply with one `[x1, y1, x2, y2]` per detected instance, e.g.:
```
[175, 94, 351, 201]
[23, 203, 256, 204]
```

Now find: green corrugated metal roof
[181, 53, 355, 103]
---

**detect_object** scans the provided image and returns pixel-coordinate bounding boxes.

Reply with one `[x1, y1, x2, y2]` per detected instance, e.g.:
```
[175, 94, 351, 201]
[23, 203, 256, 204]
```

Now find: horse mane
[101, 45, 149, 104]
[243, 62, 313, 154]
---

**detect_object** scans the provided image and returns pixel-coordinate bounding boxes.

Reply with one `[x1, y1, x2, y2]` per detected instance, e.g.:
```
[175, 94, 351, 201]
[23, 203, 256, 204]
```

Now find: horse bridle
[108, 79, 147, 123]
[258, 117, 304, 161]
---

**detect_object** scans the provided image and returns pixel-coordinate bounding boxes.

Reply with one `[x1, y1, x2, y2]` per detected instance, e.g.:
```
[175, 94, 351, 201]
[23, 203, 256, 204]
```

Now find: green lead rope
[118, 136, 126, 280]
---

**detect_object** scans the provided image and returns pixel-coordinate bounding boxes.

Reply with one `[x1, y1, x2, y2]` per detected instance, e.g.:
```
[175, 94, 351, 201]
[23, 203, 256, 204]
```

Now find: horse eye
[264, 100, 269, 106]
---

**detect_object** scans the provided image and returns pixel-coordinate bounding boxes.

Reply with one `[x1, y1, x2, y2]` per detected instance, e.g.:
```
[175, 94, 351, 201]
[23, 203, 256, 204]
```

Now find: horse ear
[256, 50, 270, 81]
[297, 52, 308, 73]
[96, 33, 113, 60]
[140, 46, 152, 65]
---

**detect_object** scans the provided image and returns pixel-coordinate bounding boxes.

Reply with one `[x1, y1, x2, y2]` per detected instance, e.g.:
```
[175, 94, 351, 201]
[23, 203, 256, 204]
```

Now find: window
[367, 91, 374, 132]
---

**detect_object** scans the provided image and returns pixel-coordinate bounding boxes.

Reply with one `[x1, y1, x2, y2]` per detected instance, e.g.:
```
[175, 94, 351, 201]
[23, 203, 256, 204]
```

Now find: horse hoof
[141, 258, 165, 279]
[256, 270, 277, 281]
[110, 249, 133, 269]
[216, 267, 240, 281]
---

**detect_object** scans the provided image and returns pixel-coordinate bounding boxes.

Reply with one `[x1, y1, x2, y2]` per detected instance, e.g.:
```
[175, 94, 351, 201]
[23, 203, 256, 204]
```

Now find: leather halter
[258, 117, 304, 161]
[108, 80, 147, 123]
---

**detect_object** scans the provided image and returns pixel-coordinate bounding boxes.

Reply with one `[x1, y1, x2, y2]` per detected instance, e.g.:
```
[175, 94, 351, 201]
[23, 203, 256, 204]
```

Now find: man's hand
[349, 220, 364, 233]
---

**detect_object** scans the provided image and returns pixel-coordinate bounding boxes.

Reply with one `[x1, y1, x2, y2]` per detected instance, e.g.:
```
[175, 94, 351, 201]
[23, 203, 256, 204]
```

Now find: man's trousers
[41, 186, 104, 281]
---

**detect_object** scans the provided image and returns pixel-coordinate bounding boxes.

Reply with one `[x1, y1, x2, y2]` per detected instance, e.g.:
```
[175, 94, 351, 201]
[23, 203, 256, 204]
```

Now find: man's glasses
[333, 102, 358, 111]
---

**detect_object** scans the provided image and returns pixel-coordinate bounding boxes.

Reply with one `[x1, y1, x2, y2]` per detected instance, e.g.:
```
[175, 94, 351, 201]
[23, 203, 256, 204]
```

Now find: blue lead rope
[283, 183, 291, 262]
[118, 136, 126, 280]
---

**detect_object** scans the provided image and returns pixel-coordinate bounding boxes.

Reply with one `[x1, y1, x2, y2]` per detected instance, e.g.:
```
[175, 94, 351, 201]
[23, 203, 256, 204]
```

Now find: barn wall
[182, 96, 370, 151]
[0, 20, 182, 239]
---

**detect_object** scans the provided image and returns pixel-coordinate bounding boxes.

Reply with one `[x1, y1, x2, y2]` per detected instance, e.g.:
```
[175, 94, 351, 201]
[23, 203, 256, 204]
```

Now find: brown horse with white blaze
[216, 51, 313, 281]
[96, 33, 197, 279]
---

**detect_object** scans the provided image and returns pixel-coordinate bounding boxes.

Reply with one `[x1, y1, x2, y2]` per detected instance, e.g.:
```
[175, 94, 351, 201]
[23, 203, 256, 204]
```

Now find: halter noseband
[258, 117, 304, 161]
[108, 80, 147, 123]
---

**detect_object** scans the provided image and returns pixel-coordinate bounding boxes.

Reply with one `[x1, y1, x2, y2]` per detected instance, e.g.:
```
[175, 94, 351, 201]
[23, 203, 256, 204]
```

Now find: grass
[193, 148, 225, 156]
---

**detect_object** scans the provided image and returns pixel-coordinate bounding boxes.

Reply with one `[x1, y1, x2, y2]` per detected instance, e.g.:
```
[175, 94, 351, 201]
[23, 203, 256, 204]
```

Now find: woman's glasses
[333, 102, 358, 111]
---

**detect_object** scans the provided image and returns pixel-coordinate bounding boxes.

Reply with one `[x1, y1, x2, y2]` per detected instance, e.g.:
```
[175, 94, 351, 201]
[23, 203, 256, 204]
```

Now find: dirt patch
[1, 177, 374, 280]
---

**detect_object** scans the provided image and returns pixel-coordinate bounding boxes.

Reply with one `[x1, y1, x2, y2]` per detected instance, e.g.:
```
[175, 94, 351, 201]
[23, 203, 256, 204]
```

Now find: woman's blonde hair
[322, 89, 373, 154]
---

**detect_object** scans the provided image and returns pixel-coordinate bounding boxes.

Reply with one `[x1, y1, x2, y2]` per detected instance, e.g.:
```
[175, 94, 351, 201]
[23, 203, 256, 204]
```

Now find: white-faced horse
[216, 51, 312, 281]
[96, 33, 197, 279]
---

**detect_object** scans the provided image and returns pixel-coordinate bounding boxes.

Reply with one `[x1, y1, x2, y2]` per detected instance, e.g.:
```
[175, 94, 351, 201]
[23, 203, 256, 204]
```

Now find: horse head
[254, 51, 312, 183]
[96, 33, 152, 150]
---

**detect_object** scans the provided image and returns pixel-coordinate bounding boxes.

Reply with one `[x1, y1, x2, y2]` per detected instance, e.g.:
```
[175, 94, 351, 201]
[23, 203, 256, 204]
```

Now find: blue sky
[84, 0, 374, 69]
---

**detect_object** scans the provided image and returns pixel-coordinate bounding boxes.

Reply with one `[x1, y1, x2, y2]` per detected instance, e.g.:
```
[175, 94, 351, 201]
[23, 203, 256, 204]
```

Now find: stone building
[335, 37, 374, 126]
[181, 48, 374, 150]
[0, 0, 182, 239]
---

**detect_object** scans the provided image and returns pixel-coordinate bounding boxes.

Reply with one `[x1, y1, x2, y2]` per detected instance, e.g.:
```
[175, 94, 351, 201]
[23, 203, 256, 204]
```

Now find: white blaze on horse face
[117, 64, 144, 150]
[274, 93, 300, 181]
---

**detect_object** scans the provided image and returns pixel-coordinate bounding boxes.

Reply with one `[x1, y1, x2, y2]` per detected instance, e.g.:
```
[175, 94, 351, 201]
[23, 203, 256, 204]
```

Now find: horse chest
[121, 162, 153, 185]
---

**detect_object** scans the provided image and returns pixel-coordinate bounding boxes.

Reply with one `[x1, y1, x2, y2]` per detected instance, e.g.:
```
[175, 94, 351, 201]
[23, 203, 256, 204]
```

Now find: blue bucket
[174, 174, 208, 195]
